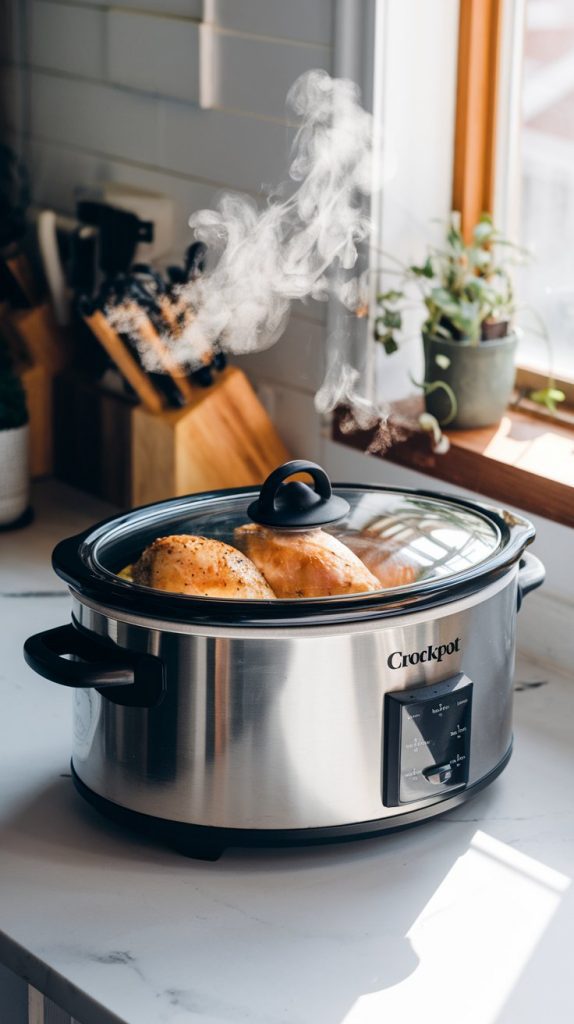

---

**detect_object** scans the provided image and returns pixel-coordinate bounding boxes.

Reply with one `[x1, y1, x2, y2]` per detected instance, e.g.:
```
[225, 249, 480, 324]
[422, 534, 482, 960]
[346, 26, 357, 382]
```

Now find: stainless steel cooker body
[70, 567, 518, 834]
[23, 465, 546, 854]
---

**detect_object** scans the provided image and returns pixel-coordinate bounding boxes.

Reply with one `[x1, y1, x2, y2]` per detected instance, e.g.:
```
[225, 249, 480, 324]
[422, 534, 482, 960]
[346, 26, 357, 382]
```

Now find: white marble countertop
[1, 482, 573, 1024]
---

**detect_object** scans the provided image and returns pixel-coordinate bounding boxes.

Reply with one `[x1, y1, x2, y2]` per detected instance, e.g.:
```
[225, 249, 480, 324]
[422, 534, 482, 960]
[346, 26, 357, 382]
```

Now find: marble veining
[91, 953, 139, 969]
[0, 483, 573, 1024]
[513, 678, 548, 691]
[0, 589, 67, 598]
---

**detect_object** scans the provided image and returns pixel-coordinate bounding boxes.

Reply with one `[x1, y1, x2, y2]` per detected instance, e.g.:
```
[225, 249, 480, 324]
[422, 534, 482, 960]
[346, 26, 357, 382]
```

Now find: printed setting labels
[384, 674, 473, 806]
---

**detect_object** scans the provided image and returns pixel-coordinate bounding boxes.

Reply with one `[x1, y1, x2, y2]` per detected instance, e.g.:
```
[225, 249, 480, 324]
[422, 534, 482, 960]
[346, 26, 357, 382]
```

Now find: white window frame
[330, 0, 461, 408]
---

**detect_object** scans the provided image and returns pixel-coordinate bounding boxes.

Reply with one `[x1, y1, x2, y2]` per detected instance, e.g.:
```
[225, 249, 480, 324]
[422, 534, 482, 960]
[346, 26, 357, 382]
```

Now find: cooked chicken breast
[333, 533, 419, 588]
[132, 534, 276, 599]
[234, 524, 381, 598]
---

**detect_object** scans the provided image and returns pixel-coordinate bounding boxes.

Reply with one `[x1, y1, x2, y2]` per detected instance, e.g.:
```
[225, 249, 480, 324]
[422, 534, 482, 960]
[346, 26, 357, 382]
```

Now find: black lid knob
[247, 461, 350, 530]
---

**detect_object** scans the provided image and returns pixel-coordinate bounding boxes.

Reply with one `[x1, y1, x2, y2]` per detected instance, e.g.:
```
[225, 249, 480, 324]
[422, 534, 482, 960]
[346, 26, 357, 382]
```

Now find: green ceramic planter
[423, 332, 518, 429]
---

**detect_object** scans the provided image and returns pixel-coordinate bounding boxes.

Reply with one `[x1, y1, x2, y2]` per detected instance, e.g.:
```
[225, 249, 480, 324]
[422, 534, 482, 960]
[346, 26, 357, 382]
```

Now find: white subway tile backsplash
[254, 382, 323, 462]
[160, 101, 295, 192]
[0, 67, 24, 136]
[0, 0, 24, 63]
[236, 314, 326, 394]
[29, 3, 201, 104]
[292, 299, 327, 324]
[26, 138, 219, 252]
[212, 0, 333, 46]
[107, 10, 200, 104]
[29, 1, 105, 79]
[29, 77, 298, 196]
[38, 0, 203, 15]
[213, 30, 330, 120]
[25, 139, 102, 213]
[30, 71, 162, 166]
[100, 166, 217, 254]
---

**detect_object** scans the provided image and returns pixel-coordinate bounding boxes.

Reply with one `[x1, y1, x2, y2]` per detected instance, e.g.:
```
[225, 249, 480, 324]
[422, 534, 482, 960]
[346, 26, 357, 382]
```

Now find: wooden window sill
[332, 401, 574, 528]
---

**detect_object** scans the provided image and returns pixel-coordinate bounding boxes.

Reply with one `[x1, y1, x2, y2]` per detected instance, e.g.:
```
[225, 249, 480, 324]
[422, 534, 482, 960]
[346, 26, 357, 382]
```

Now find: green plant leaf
[430, 287, 459, 312]
[529, 387, 566, 413]
[469, 247, 492, 270]
[473, 219, 494, 244]
[418, 412, 450, 454]
[446, 211, 463, 250]
[424, 380, 458, 426]
[409, 257, 434, 279]
[382, 309, 401, 329]
[433, 323, 454, 339]
[376, 333, 398, 355]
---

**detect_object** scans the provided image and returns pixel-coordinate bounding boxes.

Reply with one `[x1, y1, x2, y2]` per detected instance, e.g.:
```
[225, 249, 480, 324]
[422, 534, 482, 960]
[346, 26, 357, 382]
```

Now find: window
[368, 0, 574, 399]
[329, 0, 574, 529]
[509, 0, 574, 381]
[369, 0, 461, 405]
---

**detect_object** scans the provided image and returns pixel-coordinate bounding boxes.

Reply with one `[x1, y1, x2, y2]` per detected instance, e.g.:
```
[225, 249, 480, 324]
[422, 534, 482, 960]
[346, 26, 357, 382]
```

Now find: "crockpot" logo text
[387, 638, 461, 670]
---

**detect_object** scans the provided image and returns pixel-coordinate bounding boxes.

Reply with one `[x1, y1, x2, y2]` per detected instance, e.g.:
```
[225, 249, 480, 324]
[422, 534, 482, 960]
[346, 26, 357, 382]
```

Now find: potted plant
[0, 340, 30, 526]
[374, 212, 563, 429]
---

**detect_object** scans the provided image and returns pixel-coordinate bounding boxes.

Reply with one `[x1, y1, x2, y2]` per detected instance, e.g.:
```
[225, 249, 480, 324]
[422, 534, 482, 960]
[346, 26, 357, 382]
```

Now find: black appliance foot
[172, 841, 224, 861]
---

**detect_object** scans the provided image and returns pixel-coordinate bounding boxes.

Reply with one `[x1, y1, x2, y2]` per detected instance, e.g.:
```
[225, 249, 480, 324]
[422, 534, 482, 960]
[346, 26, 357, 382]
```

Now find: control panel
[383, 674, 472, 806]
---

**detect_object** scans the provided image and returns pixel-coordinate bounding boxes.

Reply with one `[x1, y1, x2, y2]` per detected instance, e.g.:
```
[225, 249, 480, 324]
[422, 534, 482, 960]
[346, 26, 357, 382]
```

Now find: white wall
[5, 0, 331, 219]
[373, 0, 460, 403]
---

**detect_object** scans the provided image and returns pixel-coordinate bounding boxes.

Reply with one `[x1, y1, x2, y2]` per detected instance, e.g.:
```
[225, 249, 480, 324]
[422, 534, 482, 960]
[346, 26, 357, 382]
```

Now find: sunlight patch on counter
[342, 830, 570, 1024]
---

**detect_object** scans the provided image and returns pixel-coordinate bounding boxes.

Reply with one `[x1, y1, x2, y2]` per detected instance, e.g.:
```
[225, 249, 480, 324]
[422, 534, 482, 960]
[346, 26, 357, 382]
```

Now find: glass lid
[78, 460, 504, 604]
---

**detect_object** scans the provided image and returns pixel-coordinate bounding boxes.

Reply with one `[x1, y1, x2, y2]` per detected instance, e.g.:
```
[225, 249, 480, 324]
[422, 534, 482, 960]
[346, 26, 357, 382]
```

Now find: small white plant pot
[0, 424, 30, 526]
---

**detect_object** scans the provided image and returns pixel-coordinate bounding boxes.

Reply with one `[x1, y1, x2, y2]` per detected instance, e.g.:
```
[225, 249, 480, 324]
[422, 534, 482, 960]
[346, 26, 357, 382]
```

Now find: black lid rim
[51, 483, 536, 627]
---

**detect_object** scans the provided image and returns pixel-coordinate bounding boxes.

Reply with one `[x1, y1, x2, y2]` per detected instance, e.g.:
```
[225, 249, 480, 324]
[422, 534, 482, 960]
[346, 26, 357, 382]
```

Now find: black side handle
[24, 623, 165, 708]
[517, 552, 545, 611]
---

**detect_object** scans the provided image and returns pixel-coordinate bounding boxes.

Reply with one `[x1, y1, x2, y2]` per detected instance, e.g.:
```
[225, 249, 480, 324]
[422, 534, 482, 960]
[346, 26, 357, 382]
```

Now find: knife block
[131, 365, 290, 505]
[55, 366, 290, 507]
[1, 302, 71, 477]
[22, 363, 52, 477]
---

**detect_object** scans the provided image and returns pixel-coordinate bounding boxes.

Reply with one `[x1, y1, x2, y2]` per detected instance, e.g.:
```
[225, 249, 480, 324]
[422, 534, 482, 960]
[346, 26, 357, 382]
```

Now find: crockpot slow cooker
[24, 460, 544, 858]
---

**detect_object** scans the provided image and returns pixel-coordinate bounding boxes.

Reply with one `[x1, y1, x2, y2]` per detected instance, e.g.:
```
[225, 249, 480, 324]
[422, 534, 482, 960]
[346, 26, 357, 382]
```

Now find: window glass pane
[517, 0, 574, 378]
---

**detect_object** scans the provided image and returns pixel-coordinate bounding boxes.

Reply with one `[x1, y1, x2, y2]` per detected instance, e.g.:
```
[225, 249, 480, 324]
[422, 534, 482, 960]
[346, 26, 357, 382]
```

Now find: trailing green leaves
[528, 386, 566, 413]
[372, 211, 565, 421]
[373, 210, 522, 354]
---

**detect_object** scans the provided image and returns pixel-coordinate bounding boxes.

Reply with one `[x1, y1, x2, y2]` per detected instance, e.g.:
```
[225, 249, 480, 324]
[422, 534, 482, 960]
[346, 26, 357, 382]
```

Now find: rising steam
[177, 70, 373, 363]
[104, 70, 446, 453]
[108, 70, 373, 375]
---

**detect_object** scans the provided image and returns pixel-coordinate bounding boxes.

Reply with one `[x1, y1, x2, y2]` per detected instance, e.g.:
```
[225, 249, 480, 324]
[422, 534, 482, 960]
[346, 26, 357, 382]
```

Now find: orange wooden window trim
[452, 0, 503, 238]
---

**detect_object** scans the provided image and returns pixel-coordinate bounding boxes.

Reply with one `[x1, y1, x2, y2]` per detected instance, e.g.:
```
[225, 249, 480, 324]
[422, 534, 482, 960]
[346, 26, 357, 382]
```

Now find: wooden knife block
[55, 366, 290, 507]
[132, 365, 290, 505]
[1, 302, 72, 477]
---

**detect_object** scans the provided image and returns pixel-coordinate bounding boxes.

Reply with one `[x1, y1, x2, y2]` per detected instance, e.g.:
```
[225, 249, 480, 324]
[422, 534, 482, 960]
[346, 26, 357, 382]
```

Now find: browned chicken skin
[132, 534, 276, 599]
[234, 524, 381, 598]
[332, 533, 420, 588]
